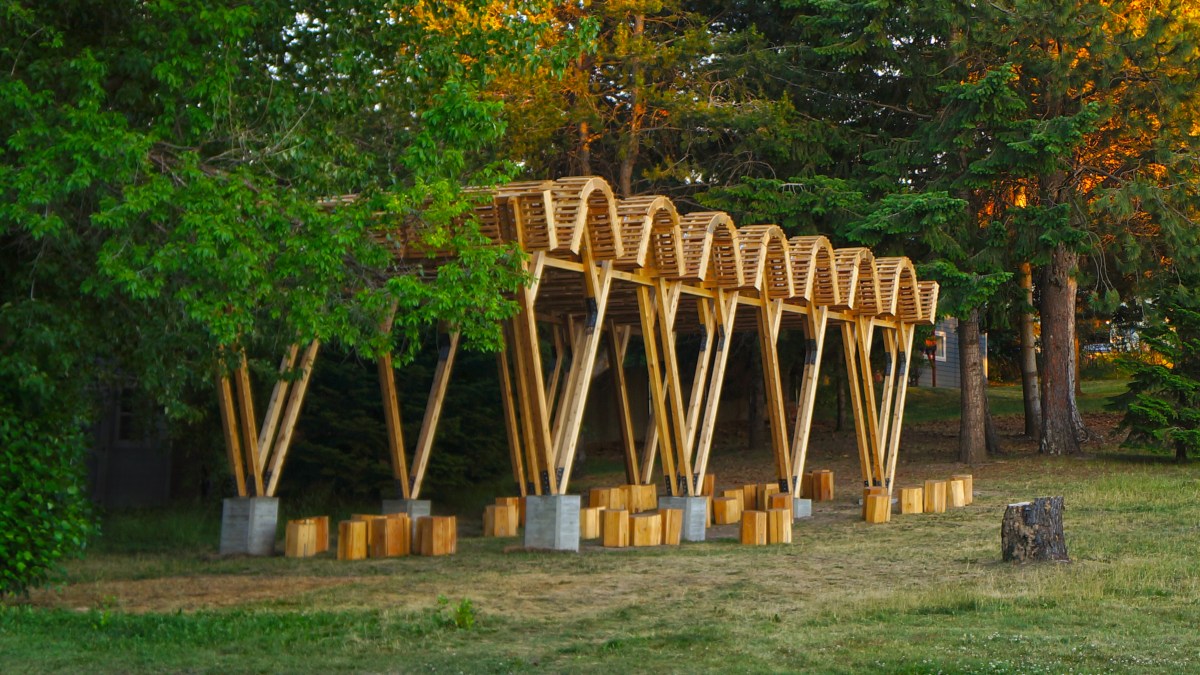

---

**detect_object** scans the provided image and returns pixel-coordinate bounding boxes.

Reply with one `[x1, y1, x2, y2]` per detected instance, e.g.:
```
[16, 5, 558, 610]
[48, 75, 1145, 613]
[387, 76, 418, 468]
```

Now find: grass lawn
[4, 379, 1199, 673]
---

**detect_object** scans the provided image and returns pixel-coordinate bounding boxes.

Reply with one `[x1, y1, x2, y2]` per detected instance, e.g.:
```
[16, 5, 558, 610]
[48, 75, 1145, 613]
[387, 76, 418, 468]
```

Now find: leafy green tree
[1, 0, 584, 594]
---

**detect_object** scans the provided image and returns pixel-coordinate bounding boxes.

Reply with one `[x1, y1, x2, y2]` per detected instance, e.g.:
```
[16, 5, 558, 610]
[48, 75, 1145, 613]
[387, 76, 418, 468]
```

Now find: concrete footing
[523, 495, 580, 551]
[658, 496, 707, 542]
[793, 498, 813, 520]
[382, 498, 431, 540]
[220, 497, 279, 556]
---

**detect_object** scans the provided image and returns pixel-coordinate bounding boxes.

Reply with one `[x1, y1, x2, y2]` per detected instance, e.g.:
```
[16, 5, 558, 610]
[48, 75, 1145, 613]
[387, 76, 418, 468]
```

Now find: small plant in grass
[434, 595, 476, 630]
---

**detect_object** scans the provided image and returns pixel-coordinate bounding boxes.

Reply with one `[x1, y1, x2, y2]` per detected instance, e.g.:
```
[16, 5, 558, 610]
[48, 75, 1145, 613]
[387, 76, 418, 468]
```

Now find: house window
[934, 331, 947, 362]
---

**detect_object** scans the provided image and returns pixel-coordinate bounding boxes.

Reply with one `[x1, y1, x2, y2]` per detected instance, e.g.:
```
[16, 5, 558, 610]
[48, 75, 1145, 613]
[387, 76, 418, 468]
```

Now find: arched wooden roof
[488, 180, 557, 251]
[614, 195, 682, 275]
[550, 176, 623, 260]
[788, 235, 839, 306]
[738, 225, 793, 299]
[832, 247, 882, 313]
[672, 212, 725, 282]
[874, 257, 921, 322]
[708, 216, 744, 289]
[917, 280, 940, 326]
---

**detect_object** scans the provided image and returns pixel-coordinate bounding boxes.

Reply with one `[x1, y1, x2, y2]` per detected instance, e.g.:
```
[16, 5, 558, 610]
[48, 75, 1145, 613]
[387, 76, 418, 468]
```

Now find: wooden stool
[900, 487, 924, 514]
[800, 471, 814, 499]
[742, 484, 758, 510]
[948, 479, 967, 508]
[579, 506, 602, 539]
[757, 483, 781, 511]
[862, 486, 888, 519]
[924, 480, 947, 513]
[337, 520, 367, 561]
[701, 474, 716, 497]
[370, 515, 411, 557]
[590, 487, 627, 511]
[813, 470, 835, 501]
[722, 489, 745, 511]
[768, 493, 793, 513]
[484, 504, 519, 537]
[767, 508, 792, 543]
[740, 510, 768, 545]
[864, 494, 890, 523]
[951, 474, 974, 504]
[285, 519, 318, 558]
[631, 512, 663, 547]
[496, 496, 525, 526]
[713, 497, 742, 525]
[602, 509, 629, 548]
[659, 508, 682, 545]
[625, 484, 657, 513]
[416, 516, 457, 556]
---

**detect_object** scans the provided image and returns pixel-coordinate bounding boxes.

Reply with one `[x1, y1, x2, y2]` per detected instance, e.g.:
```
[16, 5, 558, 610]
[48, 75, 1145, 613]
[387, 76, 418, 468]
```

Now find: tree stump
[1001, 497, 1069, 563]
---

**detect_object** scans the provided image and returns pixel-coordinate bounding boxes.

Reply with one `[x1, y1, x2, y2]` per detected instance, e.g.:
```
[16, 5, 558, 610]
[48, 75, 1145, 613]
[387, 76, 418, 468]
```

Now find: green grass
[905, 378, 1128, 424]
[9, 376, 1199, 673]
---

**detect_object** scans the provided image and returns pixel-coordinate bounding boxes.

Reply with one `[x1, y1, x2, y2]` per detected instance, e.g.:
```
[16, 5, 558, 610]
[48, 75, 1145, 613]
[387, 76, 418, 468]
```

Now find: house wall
[913, 317, 988, 389]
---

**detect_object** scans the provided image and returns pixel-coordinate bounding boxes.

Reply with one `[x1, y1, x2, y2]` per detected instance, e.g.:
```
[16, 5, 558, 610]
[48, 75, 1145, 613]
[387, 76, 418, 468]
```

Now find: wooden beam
[683, 297, 717, 459]
[605, 322, 640, 485]
[654, 277, 694, 495]
[841, 322, 875, 488]
[692, 290, 739, 486]
[255, 345, 299, 471]
[234, 353, 263, 496]
[637, 284, 678, 495]
[512, 252, 558, 495]
[546, 324, 568, 421]
[884, 323, 917, 496]
[788, 306, 828, 497]
[377, 351, 411, 499]
[496, 342, 528, 497]
[757, 297, 792, 490]
[410, 330, 460, 499]
[507, 318, 543, 495]
[876, 328, 899, 460]
[264, 339, 320, 497]
[553, 246, 616, 494]
[216, 370, 247, 497]
[855, 316, 886, 486]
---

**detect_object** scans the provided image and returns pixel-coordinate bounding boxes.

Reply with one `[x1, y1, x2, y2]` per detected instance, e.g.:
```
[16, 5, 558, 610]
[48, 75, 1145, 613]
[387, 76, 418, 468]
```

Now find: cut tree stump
[1002, 496, 1069, 563]
[602, 509, 629, 548]
[580, 506, 602, 540]
[900, 487, 923, 515]
[713, 497, 742, 524]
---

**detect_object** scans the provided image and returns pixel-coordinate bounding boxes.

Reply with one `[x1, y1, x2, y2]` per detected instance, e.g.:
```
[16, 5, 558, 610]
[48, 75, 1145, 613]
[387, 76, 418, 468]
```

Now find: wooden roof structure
[215, 176, 939, 512]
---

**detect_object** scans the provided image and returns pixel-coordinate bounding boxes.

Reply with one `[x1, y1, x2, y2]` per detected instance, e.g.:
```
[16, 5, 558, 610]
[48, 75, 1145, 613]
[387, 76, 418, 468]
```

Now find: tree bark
[958, 309, 988, 464]
[617, 13, 645, 198]
[1001, 496, 1069, 563]
[1018, 261, 1042, 440]
[1039, 244, 1082, 455]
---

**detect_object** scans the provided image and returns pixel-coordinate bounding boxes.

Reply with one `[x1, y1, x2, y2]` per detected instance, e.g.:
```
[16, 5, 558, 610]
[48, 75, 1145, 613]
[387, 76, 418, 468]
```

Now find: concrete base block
[659, 496, 707, 542]
[523, 495, 580, 551]
[382, 499, 431, 540]
[793, 498, 813, 520]
[220, 497, 279, 556]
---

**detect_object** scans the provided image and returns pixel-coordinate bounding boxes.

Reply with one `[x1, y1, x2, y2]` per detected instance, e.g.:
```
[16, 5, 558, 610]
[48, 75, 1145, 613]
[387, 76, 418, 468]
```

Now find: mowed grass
[5, 380, 1200, 673]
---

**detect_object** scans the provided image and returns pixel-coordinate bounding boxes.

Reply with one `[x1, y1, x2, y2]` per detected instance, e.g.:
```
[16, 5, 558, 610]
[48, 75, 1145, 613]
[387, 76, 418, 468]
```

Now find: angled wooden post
[409, 330, 460, 499]
[653, 278, 694, 495]
[553, 252, 616, 494]
[684, 297, 717, 458]
[232, 354, 264, 496]
[876, 327, 900, 459]
[788, 305, 829, 497]
[692, 289, 740, 486]
[265, 339, 320, 497]
[216, 368, 248, 497]
[884, 322, 917, 495]
[757, 297, 792, 491]
[841, 321, 875, 487]
[511, 252, 558, 495]
[256, 345, 299, 472]
[508, 318, 544, 495]
[605, 322, 641, 485]
[855, 315, 886, 485]
[637, 284, 678, 495]
[496, 342, 528, 496]
[377, 351, 412, 499]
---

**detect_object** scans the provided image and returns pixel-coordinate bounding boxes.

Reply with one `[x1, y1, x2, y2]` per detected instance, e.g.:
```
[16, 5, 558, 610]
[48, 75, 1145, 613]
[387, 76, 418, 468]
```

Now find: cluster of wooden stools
[284, 513, 459, 559]
[865, 474, 975, 523]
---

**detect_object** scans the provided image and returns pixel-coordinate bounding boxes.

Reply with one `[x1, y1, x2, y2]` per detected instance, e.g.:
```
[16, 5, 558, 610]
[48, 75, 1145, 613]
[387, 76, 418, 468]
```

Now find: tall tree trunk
[579, 120, 591, 175]
[1039, 243, 1082, 455]
[618, 13, 645, 198]
[1018, 261, 1042, 440]
[958, 309, 988, 464]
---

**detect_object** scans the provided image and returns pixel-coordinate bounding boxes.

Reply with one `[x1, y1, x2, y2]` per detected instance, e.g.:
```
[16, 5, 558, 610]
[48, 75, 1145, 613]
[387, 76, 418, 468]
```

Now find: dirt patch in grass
[23, 575, 355, 614]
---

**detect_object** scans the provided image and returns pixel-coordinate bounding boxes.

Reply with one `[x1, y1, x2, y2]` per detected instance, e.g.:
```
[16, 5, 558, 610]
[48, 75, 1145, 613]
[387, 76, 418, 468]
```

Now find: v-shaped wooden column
[788, 305, 830, 497]
[217, 340, 320, 498]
